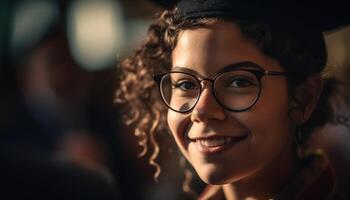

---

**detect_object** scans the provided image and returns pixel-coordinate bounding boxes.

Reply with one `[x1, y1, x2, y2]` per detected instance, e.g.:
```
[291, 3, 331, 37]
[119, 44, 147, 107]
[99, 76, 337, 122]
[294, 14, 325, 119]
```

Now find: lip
[188, 134, 249, 155]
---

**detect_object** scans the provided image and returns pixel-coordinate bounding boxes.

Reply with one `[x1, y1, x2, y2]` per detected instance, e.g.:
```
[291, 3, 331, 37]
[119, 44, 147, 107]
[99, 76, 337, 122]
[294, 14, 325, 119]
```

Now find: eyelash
[227, 77, 256, 88]
[173, 80, 197, 90]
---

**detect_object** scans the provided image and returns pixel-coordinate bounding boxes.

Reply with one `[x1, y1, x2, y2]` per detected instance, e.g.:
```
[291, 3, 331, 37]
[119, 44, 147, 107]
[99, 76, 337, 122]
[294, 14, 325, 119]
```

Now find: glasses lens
[160, 72, 200, 112]
[214, 70, 259, 111]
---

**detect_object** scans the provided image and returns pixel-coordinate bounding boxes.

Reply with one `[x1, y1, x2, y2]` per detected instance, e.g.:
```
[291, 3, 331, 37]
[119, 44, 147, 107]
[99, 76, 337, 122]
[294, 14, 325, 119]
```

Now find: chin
[195, 161, 258, 185]
[199, 173, 235, 185]
[196, 167, 241, 185]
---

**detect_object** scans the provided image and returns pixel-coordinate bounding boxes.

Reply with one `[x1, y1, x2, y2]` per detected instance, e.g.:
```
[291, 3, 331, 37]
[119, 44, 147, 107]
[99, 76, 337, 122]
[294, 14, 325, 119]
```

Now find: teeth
[197, 137, 233, 147]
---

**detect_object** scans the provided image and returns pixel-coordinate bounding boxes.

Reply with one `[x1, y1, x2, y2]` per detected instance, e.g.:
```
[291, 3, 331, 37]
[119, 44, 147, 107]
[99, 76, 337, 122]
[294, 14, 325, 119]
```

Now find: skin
[167, 21, 300, 199]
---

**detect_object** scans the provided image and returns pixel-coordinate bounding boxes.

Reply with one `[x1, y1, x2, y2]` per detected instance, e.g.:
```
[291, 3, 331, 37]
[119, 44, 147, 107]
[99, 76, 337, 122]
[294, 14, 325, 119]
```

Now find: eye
[228, 77, 256, 88]
[173, 80, 197, 91]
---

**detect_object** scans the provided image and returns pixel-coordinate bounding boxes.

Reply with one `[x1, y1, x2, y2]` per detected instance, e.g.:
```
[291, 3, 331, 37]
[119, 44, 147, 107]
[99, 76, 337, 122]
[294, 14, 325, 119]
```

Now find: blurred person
[2, 6, 147, 198]
[11, 26, 91, 152]
[116, 0, 350, 199]
[0, 10, 119, 200]
[11, 24, 124, 191]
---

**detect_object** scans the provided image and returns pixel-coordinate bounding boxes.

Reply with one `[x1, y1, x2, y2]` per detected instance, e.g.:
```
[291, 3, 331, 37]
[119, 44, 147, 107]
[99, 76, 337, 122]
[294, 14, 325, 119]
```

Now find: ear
[289, 74, 323, 125]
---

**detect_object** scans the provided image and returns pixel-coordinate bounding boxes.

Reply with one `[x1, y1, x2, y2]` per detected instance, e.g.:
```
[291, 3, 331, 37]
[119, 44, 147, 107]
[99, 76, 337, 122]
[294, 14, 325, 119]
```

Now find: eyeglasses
[153, 62, 287, 113]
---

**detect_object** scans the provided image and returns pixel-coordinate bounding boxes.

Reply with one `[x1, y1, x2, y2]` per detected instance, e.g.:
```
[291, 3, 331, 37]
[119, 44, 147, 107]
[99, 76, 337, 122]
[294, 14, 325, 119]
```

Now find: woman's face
[168, 21, 295, 185]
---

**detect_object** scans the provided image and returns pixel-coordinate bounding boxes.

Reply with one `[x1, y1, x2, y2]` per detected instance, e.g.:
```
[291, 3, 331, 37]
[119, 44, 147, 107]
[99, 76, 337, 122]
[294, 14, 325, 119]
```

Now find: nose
[190, 81, 226, 123]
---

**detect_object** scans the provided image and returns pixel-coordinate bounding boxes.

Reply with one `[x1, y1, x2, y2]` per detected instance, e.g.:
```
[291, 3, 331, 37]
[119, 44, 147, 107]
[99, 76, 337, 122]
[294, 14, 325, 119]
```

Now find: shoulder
[291, 151, 344, 200]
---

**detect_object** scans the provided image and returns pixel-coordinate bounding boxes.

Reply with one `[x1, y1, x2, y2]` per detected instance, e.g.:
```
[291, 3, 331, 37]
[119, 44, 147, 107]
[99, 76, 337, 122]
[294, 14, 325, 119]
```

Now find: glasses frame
[153, 65, 287, 113]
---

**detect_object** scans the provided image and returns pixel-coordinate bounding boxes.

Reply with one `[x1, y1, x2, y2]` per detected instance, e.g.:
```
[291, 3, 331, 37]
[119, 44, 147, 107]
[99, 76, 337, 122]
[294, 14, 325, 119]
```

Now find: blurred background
[0, 0, 349, 200]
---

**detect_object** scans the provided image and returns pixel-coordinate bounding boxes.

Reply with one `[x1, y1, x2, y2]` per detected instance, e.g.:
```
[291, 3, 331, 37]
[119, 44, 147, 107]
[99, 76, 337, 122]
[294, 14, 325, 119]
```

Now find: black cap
[150, 0, 350, 32]
[148, 0, 350, 76]
[149, 0, 178, 9]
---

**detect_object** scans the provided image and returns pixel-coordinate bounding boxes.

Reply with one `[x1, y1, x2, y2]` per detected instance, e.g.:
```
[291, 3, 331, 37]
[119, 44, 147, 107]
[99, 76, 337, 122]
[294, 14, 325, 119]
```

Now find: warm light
[67, 0, 126, 71]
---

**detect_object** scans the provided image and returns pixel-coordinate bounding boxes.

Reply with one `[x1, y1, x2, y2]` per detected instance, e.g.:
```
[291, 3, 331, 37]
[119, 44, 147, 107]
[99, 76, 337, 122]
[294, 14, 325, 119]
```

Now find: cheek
[167, 110, 191, 157]
[247, 82, 292, 159]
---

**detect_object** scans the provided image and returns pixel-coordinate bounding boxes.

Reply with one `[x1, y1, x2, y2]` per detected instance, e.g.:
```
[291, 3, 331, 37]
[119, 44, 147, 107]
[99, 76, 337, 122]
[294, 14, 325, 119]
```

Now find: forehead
[171, 21, 281, 77]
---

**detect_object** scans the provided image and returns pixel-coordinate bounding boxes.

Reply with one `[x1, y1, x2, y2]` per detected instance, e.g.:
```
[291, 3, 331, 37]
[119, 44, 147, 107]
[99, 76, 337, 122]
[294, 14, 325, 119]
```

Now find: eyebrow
[218, 61, 262, 73]
[172, 61, 263, 76]
[172, 66, 203, 77]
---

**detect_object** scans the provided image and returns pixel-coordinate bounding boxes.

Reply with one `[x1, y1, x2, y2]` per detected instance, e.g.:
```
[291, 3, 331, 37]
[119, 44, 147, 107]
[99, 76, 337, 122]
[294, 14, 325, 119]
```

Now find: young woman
[116, 0, 347, 199]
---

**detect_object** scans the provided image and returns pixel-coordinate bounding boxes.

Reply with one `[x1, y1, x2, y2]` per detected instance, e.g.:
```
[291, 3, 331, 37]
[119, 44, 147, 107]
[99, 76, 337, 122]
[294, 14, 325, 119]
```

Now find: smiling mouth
[189, 135, 248, 155]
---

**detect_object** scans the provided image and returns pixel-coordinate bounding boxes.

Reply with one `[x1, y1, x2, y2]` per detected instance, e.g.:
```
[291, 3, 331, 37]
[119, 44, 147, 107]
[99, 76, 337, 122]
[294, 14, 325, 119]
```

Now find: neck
[222, 145, 300, 200]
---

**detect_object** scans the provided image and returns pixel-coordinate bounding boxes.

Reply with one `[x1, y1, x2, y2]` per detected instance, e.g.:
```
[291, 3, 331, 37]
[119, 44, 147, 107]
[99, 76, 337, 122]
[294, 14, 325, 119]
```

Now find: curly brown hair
[115, 8, 335, 182]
